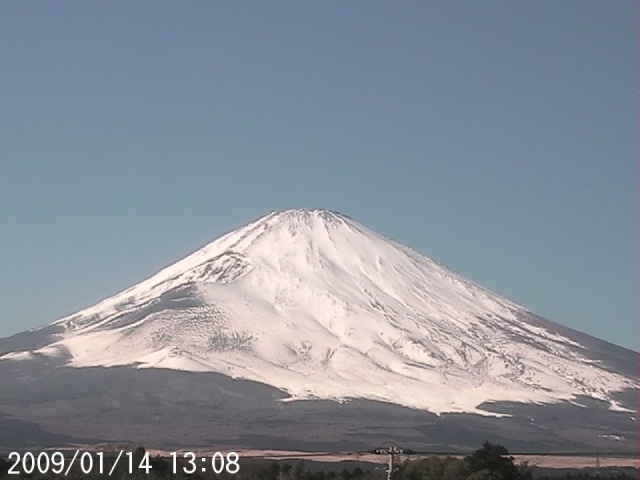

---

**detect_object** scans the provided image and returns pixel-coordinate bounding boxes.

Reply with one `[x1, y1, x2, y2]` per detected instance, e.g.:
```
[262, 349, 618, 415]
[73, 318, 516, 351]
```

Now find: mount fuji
[0, 209, 637, 451]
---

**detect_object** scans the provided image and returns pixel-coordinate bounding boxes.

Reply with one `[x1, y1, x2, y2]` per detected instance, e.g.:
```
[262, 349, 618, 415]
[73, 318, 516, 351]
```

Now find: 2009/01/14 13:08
[6, 450, 241, 476]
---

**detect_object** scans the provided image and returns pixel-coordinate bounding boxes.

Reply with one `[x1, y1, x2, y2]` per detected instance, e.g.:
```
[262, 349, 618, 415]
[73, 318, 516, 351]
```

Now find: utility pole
[373, 443, 406, 480]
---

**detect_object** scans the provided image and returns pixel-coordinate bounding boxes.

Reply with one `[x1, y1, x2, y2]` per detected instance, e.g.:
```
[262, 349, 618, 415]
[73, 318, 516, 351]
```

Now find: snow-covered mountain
[3, 209, 636, 417]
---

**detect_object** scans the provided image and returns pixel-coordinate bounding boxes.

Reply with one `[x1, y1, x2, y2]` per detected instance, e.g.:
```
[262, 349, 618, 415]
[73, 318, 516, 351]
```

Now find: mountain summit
[5, 209, 636, 416]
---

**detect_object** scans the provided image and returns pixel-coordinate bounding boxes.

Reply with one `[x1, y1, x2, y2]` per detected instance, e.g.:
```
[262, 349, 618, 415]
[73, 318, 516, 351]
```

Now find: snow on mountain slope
[5, 209, 636, 415]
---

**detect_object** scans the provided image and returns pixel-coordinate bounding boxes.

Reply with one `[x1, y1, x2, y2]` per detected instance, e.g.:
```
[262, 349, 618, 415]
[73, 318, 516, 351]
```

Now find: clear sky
[1, 2, 637, 350]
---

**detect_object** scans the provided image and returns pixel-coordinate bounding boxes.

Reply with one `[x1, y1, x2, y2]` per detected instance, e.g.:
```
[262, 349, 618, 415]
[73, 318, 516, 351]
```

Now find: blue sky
[1, 2, 637, 350]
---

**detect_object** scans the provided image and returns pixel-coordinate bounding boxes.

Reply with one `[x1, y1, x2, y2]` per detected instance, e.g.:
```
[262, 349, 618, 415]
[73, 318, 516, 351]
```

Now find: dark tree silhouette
[0, 457, 9, 479]
[268, 461, 281, 480]
[281, 463, 293, 479]
[464, 442, 524, 480]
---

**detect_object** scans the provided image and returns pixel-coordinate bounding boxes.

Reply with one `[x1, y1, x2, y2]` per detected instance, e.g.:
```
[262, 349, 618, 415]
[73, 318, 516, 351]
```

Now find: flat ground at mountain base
[60, 447, 637, 469]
